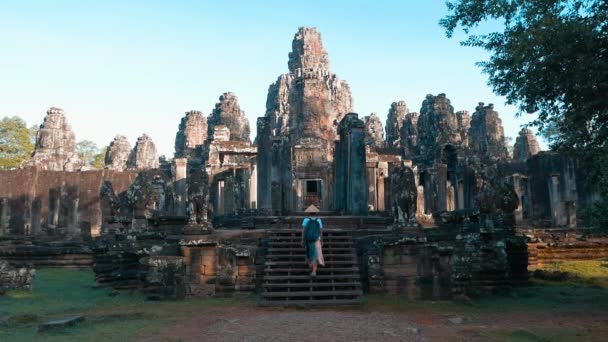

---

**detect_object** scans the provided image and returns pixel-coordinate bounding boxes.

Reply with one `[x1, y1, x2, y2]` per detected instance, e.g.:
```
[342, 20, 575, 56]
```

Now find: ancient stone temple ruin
[1, 27, 605, 303]
[22, 107, 83, 171]
[257, 27, 353, 213]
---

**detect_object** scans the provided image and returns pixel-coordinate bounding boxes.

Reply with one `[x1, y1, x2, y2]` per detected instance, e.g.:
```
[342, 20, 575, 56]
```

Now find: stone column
[548, 174, 563, 226]
[249, 160, 258, 209]
[334, 113, 368, 215]
[457, 181, 465, 210]
[367, 167, 377, 211]
[0, 198, 9, 236]
[436, 164, 447, 212]
[217, 180, 225, 215]
[256, 117, 272, 211]
[377, 161, 388, 212]
[174, 158, 188, 216]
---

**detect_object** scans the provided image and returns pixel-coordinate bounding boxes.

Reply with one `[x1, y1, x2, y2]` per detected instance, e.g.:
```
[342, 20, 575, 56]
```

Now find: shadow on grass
[0, 268, 255, 341]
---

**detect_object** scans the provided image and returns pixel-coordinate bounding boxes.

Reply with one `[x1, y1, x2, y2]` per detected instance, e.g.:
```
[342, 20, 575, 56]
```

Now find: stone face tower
[386, 101, 408, 148]
[513, 128, 540, 162]
[364, 113, 384, 148]
[469, 103, 509, 161]
[175, 110, 207, 160]
[105, 135, 131, 171]
[128, 134, 159, 170]
[208, 92, 250, 142]
[258, 27, 353, 213]
[22, 107, 82, 171]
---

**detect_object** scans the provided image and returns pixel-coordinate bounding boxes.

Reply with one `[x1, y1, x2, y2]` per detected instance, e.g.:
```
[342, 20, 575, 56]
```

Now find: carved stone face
[37, 130, 53, 149]
[44, 113, 63, 129]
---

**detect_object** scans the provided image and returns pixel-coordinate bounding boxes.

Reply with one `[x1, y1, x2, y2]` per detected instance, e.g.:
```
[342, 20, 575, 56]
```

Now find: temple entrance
[303, 179, 322, 209]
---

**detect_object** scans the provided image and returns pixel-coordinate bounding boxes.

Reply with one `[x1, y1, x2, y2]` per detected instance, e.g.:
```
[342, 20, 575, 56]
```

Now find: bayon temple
[1, 27, 605, 303]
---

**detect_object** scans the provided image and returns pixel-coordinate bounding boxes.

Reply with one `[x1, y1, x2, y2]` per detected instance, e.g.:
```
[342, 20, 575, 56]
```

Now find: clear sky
[0, 0, 542, 156]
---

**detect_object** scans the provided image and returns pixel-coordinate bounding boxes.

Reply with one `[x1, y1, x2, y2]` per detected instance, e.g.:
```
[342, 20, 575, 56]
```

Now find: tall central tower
[258, 27, 353, 213]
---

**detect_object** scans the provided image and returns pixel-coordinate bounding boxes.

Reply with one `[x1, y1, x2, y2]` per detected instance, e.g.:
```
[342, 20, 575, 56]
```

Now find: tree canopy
[441, 0, 607, 227]
[76, 140, 105, 168]
[0, 116, 36, 169]
[441, 0, 606, 148]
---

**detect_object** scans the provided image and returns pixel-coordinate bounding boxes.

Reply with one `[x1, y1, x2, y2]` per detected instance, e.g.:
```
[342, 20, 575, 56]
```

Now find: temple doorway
[303, 179, 322, 209]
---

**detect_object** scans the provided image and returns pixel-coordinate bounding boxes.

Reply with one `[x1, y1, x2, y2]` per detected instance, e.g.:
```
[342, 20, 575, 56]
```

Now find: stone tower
[175, 110, 208, 159]
[513, 128, 540, 162]
[128, 134, 159, 170]
[22, 107, 82, 171]
[257, 27, 353, 213]
[416, 94, 464, 165]
[401, 112, 420, 159]
[364, 112, 384, 148]
[469, 103, 509, 161]
[104, 135, 131, 171]
[208, 92, 250, 142]
[386, 101, 408, 148]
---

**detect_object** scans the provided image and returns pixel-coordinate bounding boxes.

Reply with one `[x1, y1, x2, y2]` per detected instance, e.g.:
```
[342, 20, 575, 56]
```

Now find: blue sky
[0, 0, 542, 156]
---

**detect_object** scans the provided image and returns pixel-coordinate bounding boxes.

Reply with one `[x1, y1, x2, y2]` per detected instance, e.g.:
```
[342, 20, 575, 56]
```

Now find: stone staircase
[260, 229, 362, 306]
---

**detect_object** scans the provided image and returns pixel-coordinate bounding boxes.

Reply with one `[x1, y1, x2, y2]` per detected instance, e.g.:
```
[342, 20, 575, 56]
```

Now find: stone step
[263, 274, 361, 281]
[267, 247, 356, 253]
[265, 260, 356, 266]
[268, 242, 353, 247]
[261, 290, 362, 298]
[270, 236, 351, 242]
[263, 282, 361, 288]
[259, 298, 361, 306]
[266, 253, 357, 261]
[265, 267, 359, 274]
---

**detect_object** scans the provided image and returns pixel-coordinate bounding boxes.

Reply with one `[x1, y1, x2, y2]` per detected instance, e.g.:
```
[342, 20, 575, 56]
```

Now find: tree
[0, 116, 35, 169]
[92, 147, 107, 169]
[76, 140, 101, 167]
[441, 0, 608, 228]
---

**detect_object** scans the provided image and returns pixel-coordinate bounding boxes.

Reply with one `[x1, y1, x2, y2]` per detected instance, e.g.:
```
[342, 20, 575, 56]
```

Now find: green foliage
[441, 0, 607, 147]
[76, 140, 101, 168]
[0, 116, 35, 169]
[92, 147, 107, 169]
[578, 146, 608, 229]
[441, 0, 608, 227]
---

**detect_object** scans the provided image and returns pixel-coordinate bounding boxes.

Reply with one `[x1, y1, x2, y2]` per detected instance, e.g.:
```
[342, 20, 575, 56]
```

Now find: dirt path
[145, 306, 608, 341]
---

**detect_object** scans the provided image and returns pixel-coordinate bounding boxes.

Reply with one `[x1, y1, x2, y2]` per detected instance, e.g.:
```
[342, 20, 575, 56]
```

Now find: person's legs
[311, 261, 317, 276]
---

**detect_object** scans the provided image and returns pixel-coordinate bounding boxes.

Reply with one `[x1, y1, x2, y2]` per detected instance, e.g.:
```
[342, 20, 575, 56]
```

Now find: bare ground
[147, 305, 608, 342]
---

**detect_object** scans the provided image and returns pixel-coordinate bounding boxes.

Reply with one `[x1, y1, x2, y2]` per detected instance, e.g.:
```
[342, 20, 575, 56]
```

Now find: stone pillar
[31, 198, 42, 236]
[333, 139, 347, 213]
[457, 181, 464, 210]
[69, 198, 79, 236]
[217, 180, 224, 215]
[174, 158, 188, 216]
[436, 164, 447, 212]
[256, 117, 272, 210]
[548, 174, 563, 226]
[0, 198, 9, 236]
[334, 113, 368, 215]
[446, 181, 455, 212]
[367, 167, 377, 211]
[377, 161, 388, 212]
[249, 160, 258, 209]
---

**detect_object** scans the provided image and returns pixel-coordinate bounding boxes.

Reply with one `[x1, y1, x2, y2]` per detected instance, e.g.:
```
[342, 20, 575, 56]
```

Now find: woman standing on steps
[301, 211, 325, 277]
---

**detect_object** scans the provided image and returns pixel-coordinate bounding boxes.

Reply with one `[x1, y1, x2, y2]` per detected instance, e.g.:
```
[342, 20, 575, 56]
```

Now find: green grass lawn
[2, 263, 607, 341]
[532, 259, 608, 288]
[0, 268, 252, 341]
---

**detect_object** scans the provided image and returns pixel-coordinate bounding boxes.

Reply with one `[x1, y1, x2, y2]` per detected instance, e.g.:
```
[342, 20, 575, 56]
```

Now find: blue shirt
[302, 217, 323, 229]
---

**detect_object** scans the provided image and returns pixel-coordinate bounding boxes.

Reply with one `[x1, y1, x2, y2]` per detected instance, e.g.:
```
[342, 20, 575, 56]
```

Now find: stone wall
[0, 260, 35, 295]
[0, 169, 138, 238]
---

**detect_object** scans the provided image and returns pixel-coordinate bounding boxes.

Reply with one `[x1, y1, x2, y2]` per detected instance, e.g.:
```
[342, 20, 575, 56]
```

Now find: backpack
[304, 218, 321, 241]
